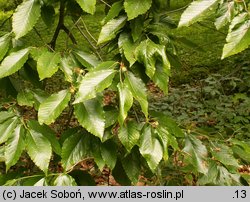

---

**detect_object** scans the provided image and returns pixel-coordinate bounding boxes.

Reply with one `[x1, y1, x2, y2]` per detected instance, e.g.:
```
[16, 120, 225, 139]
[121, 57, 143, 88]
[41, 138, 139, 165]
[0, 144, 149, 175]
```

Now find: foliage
[0, 0, 249, 186]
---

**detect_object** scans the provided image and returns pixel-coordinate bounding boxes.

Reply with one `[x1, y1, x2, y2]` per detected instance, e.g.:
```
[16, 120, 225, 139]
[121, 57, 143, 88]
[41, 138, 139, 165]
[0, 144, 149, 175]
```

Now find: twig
[33, 27, 54, 52]
[99, 0, 111, 7]
[61, 24, 77, 45]
[75, 22, 103, 60]
[80, 17, 97, 43]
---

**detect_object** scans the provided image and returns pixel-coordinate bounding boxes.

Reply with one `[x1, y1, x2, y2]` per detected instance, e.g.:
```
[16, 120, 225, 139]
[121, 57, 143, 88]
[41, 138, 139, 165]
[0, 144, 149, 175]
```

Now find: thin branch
[33, 27, 54, 51]
[49, 0, 66, 50]
[61, 24, 77, 45]
[80, 17, 97, 43]
[75, 22, 103, 60]
[99, 0, 111, 7]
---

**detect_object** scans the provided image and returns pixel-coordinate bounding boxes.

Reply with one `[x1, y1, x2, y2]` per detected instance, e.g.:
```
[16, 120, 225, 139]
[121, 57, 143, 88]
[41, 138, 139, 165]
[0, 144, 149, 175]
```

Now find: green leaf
[74, 69, 116, 104]
[130, 16, 144, 42]
[17, 90, 34, 107]
[98, 15, 127, 44]
[152, 63, 169, 94]
[74, 98, 105, 140]
[112, 158, 131, 185]
[222, 13, 250, 59]
[150, 111, 184, 137]
[121, 149, 140, 184]
[38, 89, 71, 125]
[61, 131, 92, 171]
[100, 140, 117, 170]
[0, 146, 5, 162]
[41, 5, 55, 27]
[60, 56, 75, 83]
[0, 33, 11, 61]
[124, 0, 152, 20]
[53, 174, 77, 186]
[0, 48, 30, 79]
[125, 72, 148, 118]
[183, 134, 208, 174]
[139, 125, 163, 172]
[26, 128, 52, 174]
[37, 51, 60, 80]
[94, 61, 118, 71]
[27, 120, 61, 156]
[0, 117, 19, 144]
[5, 125, 25, 171]
[118, 32, 137, 66]
[231, 139, 250, 163]
[34, 177, 48, 186]
[215, 1, 235, 30]
[135, 39, 170, 79]
[91, 139, 105, 170]
[118, 120, 140, 152]
[117, 82, 133, 125]
[211, 142, 239, 167]
[69, 170, 96, 186]
[102, 1, 123, 24]
[178, 0, 219, 27]
[12, 0, 41, 39]
[73, 50, 100, 69]
[0, 111, 15, 124]
[76, 0, 96, 15]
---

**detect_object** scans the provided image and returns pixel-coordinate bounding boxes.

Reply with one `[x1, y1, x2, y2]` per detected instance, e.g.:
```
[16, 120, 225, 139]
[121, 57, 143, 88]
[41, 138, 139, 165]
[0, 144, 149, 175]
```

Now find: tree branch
[49, 0, 77, 50]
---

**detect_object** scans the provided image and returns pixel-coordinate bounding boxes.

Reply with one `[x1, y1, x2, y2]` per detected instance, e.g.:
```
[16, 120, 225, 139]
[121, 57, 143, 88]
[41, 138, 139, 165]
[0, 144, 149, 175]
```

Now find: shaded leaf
[231, 139, 250, 163]
[37, 51, 60, 80]
[130, 16, 144, 42]
[125, 72, 148, 118]
[124, 0, 152, 20]
[61, 131, 92, 171]
[26, 128, 52, 174]
[121, 149, 140, 184]
[150, 111, 184, 137]
[112, 158, 131, 185]
[100, 140, 117, 170]
[211, 142, 239, 167]
[74, 69, 116, 104]
[41, 5, 55, 28]
[0, 48, 30, 79]
[74, 98, 105, 140]
[5, 125, 25, 171]
[28, 120, 61, 156]
[0, 117, 19, 144]
[139, 125, 163, 172]
[183, 134, 208, 174]
[118, 120, 140, 152]
[13, 0, 41, 39]
[69, 170, 95, 186]
[38, 89, 71, 125]
[117, 82, 133, 125]
[91, 139, 105, 170]
[98, 15, 127, 44]
[178, 0, 219, 27]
